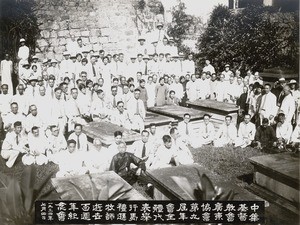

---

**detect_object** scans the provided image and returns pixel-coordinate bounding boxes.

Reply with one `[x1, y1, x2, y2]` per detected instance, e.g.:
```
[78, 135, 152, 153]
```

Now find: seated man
[22, 126, 48, 165]
[100, 131, 123, 171]
[197, 114, 215, 147]
[47, 125, 67, 162]
[235, 114, 256, 148]
[276, 113, 293, 149]
[214, 115, 237, 147]
[149, 135, 179, 170]
[90, 89, 110, 121]
[68, 123, 88, 152]
[147, 123, 162, 149]
[110, 101, 133, 129]
[169, 127, 194, 165]
[2, 102, 25, 132]
[177, 113, 199, 148]
[55, 139, 87, 177]
[84, 139, 108, 174]
[1, 121, 28, 168]
[109, 141, 143, 185]
[252, 118, 277, 150]
[129, 130, 155, 170]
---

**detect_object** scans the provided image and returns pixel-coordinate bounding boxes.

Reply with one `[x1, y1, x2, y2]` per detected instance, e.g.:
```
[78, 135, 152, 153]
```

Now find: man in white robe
[214, 115, 238, 147]
[235, 114, 256, 148]
[0, 53, 13, 94]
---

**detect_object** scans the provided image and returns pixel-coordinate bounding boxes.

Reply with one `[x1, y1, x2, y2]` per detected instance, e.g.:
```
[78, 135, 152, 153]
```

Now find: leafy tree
[0, 0, 39, 59]
[167, 1, 195, 52]
[196, 4, 299, 73]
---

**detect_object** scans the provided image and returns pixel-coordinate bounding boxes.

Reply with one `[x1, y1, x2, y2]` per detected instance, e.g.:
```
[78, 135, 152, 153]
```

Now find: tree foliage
[167, 2, 195, 52]
[196, 4, 299, 73]
[0, 0, 40, 59]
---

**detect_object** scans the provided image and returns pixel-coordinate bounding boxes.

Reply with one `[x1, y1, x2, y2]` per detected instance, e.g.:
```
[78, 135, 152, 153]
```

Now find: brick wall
[34, 0, 143, 61]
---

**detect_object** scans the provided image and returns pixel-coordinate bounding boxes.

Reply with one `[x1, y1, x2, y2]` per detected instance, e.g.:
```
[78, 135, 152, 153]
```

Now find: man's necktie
[77, 135, 80, 150]
[92, 65, 96, 77]
[51, 88, 54, 98]
[145, 63, 148, 75]
[205, 124, 208, 134]
[142, 143, 146, 158]
[113, 96, 116, 108]
[136, 100, 139, 115]
[186, 123, 189, 135]
[16, 135, 19, 145]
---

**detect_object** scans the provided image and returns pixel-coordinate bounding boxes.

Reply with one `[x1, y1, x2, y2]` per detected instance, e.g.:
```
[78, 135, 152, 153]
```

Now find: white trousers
[22, 154, 48, 165]
[1, 149, 20, 168]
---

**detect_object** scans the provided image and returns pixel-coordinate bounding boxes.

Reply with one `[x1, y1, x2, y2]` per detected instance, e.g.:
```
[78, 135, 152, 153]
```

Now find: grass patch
[190, 145, 266, 187]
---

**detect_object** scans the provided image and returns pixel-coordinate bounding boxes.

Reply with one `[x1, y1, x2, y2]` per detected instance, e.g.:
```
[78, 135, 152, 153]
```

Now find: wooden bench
[51, 171, 146, 200]
[249, 153, 299, 215]
[148, 105, 204, 122]
[146, 164, 264, 201]
[82, 121, 141, 147]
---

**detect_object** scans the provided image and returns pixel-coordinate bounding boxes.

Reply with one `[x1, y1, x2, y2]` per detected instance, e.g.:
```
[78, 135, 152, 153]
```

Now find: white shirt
[291, 124, 300, 143]
[238, 121, 256, 141]
[2, 131, 28, 153]
[203, 64, 215, 74]
[18, 45, 29, 61]
[216, 123, 237, 142]
[68, 132, 88, 152]
[3, 112, 25, 130]
[279, 93, 296, 123]
[198, 122, 215, 140]
[25, 113, 46, 133]
[276, 121, 293, 142]
[47, 134, 67, 154]
[28, 133, 48, 155]
[259, 92, 277, 118]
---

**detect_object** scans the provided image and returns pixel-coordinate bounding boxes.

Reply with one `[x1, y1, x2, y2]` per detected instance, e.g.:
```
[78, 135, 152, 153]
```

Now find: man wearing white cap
[137, 36, 148, 55]
[0, 53, 13, 94]
[17, 38, 30, 75]
[151, 22, 169, 43]
[31, 55, 42, 75]
[221, 64, 234, 82]
[60, 51, 72, 81]
[47, 59, 60, 81]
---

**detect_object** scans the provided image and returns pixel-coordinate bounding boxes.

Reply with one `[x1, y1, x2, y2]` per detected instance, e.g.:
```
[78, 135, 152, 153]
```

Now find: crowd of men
[0, 22, 299, 185]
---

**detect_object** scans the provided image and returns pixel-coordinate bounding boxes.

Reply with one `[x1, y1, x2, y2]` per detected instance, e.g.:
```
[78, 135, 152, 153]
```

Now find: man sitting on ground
[1, 121, 28, 168]
[214, 115, 238, 147]
[235, 114, 256, 148]
[109, 141, 144, 185]
[22, 126, 48, 165]
[55, 139, 87, 177]
[197, 114, 215, 147]
[252, 118, 277, 151]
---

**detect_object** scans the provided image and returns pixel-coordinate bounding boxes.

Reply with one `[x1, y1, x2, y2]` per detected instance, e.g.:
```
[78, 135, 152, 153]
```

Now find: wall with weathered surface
[34, 0, 142, 61]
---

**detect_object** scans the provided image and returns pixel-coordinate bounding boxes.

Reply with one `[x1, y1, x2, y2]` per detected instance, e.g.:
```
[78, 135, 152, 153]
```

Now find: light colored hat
[225, 64, 230, 67]
[130, 55, 136, 59]
[20, 38, 25, 42]
[279, 77, 285, 82]
[32, 55, 38, 59]
[254, 72, 259, 76]
[63, 51, 70, 56]
[156, 22, 163, 27]
[143, 54, 150, 60]
[51, 59, 57, 63]
[138, 36, 146, 41]
[289, 79, 297, 84]
[178, 52, 185, 57]
[42, 59, 49, 64]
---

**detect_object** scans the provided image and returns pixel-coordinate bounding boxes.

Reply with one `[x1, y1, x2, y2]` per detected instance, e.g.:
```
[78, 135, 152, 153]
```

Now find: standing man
[17, 38, 30, 75]
[259, 84, 277, 125]
[0, 53, 13, 94]
[278, 85, 295, 124]
[128, 89, 146, 132]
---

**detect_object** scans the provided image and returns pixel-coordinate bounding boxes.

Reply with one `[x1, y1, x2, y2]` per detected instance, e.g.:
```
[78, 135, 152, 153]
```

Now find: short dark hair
[141, 130, 149, 135]
[111, 85, 117, 91]
[169, 90, 175, 95]
[169, 127, 178, 135]
[14, 121, 22, 127]
[67, 139, 76, 146]
[203, 114, 211, 118]
[149, 123, 156, 127]
[54, 87, 61, 92]
[114, 131, 123, 137]
[184, 113, 190, 118]
[31, 126, 39, 132]
[262, 118, 269, 124]
[117, 101, 124, 106]
[225, 115, 233, 120]
[11, 102, 18, 107]
[134, 88, 141, 92]
[162, 135, 171, 143]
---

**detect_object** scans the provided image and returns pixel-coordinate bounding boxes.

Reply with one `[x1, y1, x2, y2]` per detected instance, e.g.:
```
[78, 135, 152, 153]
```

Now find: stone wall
[34, 0, 144, 61]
